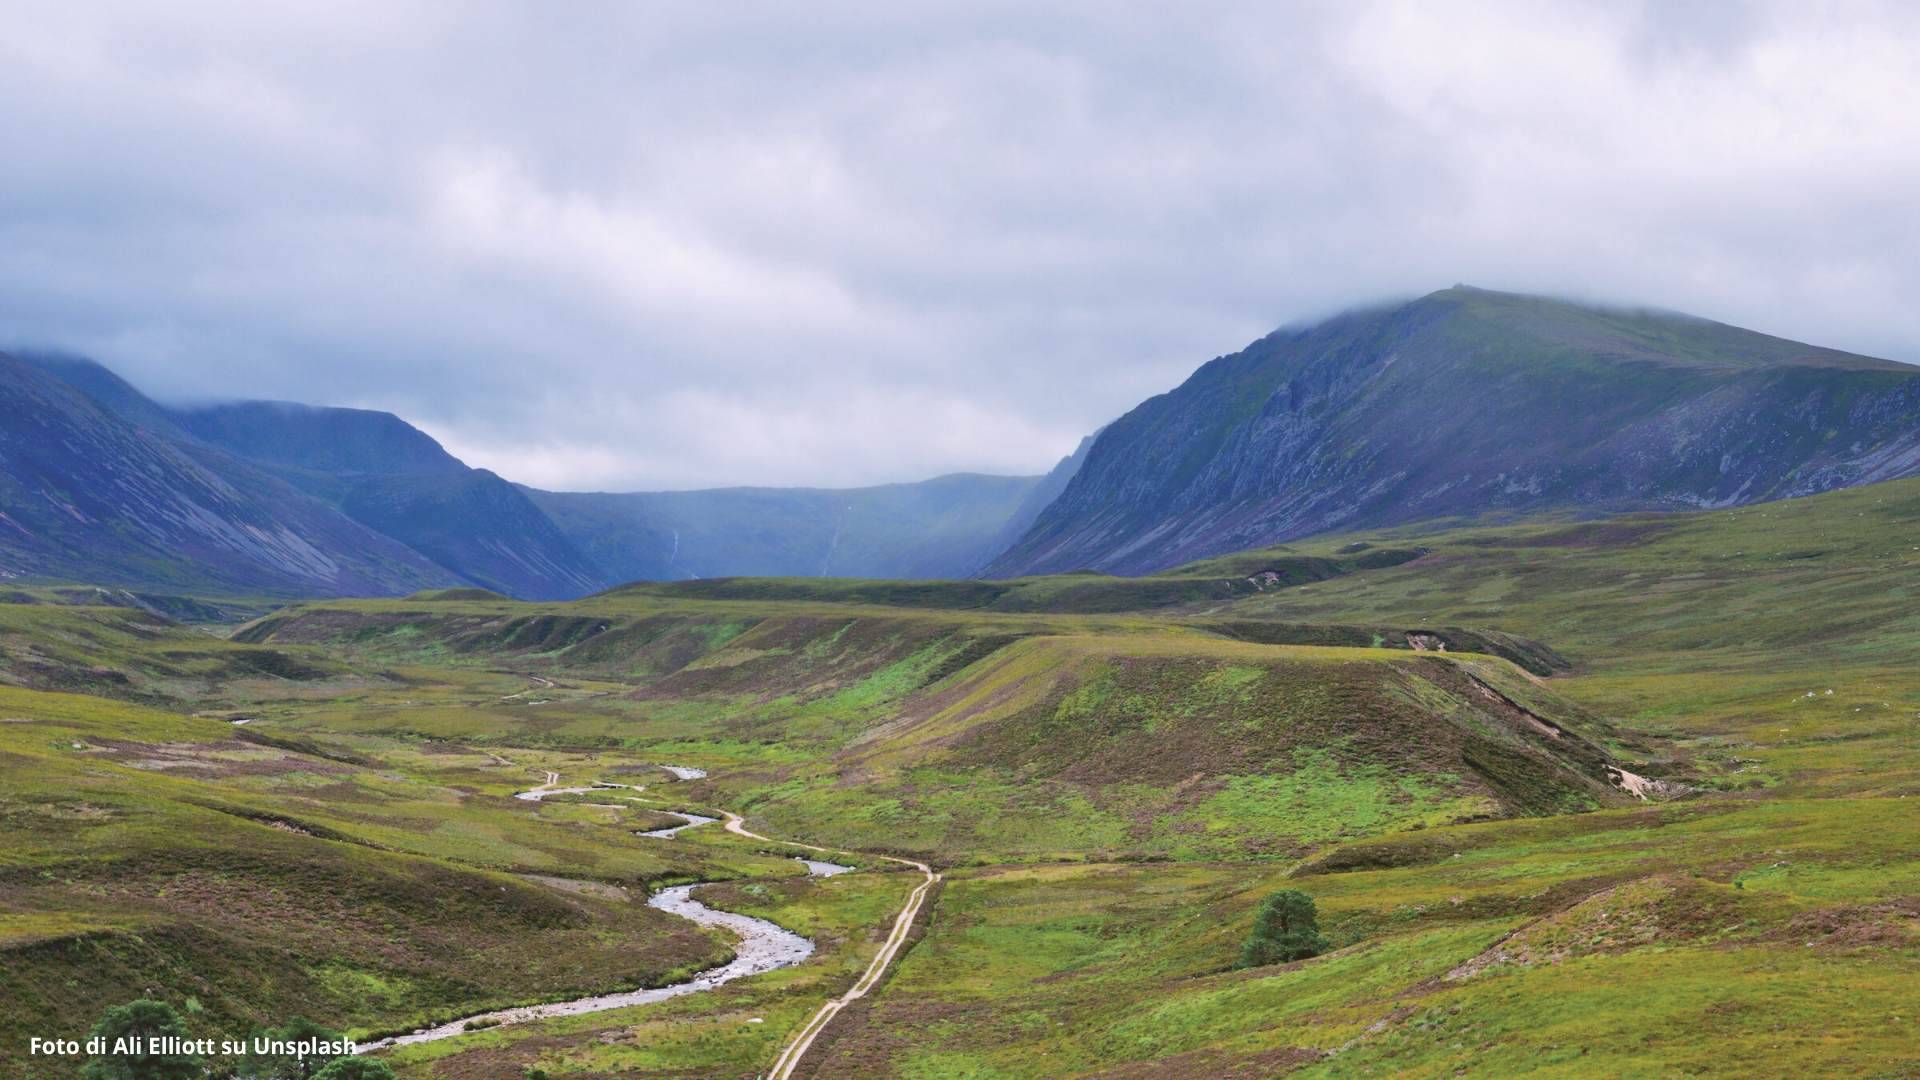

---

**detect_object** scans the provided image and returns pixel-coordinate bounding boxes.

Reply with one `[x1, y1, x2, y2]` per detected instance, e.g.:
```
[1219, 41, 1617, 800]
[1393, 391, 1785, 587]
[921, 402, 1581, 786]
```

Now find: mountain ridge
[18, 356, 605, 600]
[984, 285, 1920, 576]
[0, 351, 460, 597]
[14, 285, 1920, 596]
[9, 352, 1066, 595]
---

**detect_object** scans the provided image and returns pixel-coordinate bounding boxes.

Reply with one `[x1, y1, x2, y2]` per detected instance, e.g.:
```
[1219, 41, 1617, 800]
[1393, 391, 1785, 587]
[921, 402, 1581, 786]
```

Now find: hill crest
[985, 286, 1920, 576]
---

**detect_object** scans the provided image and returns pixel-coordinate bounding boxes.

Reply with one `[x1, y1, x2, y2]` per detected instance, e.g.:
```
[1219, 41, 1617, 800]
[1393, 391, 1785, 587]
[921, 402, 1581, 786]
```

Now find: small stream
[637, 810, 719, 838]
[361, 767, 850, 1051]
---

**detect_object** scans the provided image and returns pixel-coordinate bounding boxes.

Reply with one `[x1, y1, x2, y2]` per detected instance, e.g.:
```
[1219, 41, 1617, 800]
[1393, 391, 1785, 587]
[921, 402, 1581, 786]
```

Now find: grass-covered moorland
[5, 477, 1920, 1077]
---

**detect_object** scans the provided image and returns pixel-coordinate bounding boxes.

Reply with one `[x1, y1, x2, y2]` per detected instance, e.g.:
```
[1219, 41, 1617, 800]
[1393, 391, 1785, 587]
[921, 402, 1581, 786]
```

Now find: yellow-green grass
[240, 625, 1628, 865]
[716, 633, 1626, 864]
[0, 685, 814, 1067]
[10, 477, 1920, 1076]
[802, 792, 1920, 1077]
[381, 867, 919, 1079]
[0, 602, 370, 710]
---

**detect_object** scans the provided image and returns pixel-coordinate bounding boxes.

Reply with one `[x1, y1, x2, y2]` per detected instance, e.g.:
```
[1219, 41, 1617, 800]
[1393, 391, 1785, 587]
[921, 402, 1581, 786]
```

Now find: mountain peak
[985, 294, 1920, 577]
[14, 349, 190, 436]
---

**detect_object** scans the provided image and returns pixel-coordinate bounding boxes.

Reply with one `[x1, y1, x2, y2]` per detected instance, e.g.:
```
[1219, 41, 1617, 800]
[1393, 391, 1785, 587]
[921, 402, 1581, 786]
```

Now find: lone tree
[1240, 889, 1330, 967]
[82, 999, 201, 1080]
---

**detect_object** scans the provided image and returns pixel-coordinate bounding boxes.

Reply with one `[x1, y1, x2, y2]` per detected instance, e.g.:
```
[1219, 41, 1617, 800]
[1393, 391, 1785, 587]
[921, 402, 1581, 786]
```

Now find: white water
[516, 784, 608, 801]
[637, 811, 719, 838]
[363, 867, 824, 1050]
[514, 776, 641, 803]
[366, 765, 836, 1051]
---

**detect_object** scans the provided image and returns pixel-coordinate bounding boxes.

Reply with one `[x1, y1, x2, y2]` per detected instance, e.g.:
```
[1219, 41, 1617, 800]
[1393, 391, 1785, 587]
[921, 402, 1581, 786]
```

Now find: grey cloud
[3, 1, 1918, 490]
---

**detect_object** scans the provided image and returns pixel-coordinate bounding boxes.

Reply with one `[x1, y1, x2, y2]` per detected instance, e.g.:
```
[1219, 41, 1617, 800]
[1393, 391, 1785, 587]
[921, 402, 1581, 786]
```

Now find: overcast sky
[4, 2, 1919, 490]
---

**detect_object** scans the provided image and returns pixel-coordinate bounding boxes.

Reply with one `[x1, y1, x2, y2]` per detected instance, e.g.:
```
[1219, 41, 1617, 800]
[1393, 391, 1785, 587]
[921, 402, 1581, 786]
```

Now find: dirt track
[368, 762, 935, 1078]
[721, 811, 940, 1080]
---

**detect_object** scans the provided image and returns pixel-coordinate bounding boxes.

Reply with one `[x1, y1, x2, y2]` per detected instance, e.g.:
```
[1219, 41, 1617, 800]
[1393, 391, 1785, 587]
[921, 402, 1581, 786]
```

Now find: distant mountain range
[528, 475, 1043, 584]
[984, 286, 1920, 575]
[8, 285, 1919, 599]
[1, 352, 1063, 598]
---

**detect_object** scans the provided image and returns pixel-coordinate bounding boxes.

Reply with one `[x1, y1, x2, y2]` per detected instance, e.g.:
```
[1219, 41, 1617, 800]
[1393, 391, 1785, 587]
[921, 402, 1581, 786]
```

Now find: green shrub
[82, 1000, 200, 1080]
[1239, 889, 1330, 967]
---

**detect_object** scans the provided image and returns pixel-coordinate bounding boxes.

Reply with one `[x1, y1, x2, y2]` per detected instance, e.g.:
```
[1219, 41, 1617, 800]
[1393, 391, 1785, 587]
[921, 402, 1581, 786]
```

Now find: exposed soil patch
[1768, 897, 1920, 952]
[91, 738, 353, 778]
[519, 875, 632, 902]
[1443, 875, 1753, 982]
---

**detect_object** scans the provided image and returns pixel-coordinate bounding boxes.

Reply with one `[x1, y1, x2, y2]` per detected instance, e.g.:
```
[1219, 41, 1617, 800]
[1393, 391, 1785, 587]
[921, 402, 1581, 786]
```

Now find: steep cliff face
[985, 286, 1920, 576]
[977, 430, 1097, 562]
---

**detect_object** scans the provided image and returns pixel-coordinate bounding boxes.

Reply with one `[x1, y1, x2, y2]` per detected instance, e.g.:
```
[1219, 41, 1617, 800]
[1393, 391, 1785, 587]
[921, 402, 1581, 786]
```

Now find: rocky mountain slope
[19, 357, 603, 600]
[173, 400, 605, 600]
[0, 352, 457, 596]
[11, 352, 1062, 595]
[172, 399, 467, 476]
[985, 286, 1920, 576]
[20, 284, 1920, 596]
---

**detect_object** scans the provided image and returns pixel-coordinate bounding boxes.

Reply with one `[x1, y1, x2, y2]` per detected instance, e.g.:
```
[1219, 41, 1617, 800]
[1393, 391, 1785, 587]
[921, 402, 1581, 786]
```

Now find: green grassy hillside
[0, 603, 359, 707]
[0, 683, 812, 1071]
[8, 477, 1920, 1077]
[734, 634, 1621, 860]
[233, 597, 1621, 863]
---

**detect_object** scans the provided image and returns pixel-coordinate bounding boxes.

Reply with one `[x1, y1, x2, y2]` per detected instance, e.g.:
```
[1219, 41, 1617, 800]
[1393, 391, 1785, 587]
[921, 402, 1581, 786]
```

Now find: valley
[12, 287, 1920, 606]
[4, 475, 1918, 1076]
[11, 6, 1920, 1075]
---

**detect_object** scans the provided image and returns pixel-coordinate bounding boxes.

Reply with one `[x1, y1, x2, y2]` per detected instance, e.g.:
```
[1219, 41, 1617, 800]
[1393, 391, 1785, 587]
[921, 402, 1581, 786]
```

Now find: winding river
[364, 764, 843, 1051]
[637, 810, 720, 838]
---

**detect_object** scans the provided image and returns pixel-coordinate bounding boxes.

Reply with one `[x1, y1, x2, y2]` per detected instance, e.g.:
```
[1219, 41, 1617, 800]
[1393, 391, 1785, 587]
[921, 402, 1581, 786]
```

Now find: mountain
[172, 401, 604, 600]
[10, 351, 1070, 595]
[528, 471, 1050, 582]
[41, 283, 1915, 597]
[984, 286, 1920, 576]
[18, 356, 605, 600]
[15, 350, 193, 438]
[0, 351, 458, 596]
[326, 470, 606, 599]
[982, 429, 1098, 557]
[172, 400, 466, 476]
